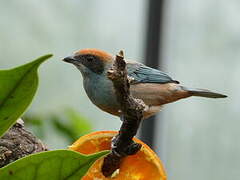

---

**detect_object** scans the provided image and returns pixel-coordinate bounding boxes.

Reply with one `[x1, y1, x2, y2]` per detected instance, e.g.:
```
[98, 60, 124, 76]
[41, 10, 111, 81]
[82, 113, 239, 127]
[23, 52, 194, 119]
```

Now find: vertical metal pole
[141, 0, 165, 149]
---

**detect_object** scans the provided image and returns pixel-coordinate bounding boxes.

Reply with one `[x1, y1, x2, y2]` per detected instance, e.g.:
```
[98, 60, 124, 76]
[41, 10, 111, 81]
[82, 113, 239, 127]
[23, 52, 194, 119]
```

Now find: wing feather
[127, 62, 179, 84]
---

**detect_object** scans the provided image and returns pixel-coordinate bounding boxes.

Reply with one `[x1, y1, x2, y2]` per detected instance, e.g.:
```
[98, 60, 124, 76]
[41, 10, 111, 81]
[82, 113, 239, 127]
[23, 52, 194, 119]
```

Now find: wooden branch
[101, 50, 146, 177]
[0, 119, 47, 167]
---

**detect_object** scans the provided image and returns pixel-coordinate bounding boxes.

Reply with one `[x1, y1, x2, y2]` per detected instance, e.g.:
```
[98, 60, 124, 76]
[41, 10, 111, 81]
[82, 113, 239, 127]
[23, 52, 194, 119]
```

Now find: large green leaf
[0, 150, 109, 180]
[0, 54, 52, 137]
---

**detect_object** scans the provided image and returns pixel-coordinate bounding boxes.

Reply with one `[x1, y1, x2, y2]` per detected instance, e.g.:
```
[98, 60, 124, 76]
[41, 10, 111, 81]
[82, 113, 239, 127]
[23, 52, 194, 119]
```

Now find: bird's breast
[83, 75, 121, 116]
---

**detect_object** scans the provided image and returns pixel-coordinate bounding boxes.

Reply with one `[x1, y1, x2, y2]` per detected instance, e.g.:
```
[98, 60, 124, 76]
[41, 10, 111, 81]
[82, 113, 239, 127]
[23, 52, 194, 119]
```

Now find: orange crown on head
[74, 49, 113, 62]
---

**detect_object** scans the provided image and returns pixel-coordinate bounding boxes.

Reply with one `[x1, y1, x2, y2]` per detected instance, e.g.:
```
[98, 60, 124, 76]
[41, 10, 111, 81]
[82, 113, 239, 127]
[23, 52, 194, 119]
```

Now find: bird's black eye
[86, 55, 94, 62]
[75, 54, 104, 74]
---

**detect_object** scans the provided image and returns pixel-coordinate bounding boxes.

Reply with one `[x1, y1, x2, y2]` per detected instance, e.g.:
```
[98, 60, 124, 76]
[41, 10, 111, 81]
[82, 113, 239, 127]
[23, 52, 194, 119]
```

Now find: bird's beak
[62, 56, 76, 64]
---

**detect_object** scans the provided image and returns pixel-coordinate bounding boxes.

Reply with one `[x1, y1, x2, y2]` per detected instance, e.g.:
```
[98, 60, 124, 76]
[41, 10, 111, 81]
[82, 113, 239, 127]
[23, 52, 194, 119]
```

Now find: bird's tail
[181, 86, 227, 98]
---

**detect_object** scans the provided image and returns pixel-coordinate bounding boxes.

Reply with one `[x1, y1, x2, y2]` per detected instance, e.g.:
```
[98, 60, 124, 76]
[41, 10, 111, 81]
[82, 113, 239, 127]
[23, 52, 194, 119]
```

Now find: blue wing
[127, 62, 179, 84]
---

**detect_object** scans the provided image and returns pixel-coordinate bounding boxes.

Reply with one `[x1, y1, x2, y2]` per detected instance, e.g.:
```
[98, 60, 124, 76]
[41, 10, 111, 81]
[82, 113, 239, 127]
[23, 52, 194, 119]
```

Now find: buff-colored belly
[91, 82, 190, 119]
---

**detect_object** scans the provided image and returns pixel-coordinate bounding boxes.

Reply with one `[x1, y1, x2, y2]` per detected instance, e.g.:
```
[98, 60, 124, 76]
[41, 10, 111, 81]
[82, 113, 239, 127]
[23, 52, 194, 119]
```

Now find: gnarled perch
[101, 50, 146, 177]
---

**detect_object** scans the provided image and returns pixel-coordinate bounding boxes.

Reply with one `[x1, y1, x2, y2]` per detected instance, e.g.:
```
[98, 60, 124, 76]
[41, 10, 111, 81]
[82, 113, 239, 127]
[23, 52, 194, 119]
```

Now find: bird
[63, 48, 227, 119]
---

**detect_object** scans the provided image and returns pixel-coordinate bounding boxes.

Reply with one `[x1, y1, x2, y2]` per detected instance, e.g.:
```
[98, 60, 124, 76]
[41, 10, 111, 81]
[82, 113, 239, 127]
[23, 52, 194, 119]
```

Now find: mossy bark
[0, 119, 47, 168]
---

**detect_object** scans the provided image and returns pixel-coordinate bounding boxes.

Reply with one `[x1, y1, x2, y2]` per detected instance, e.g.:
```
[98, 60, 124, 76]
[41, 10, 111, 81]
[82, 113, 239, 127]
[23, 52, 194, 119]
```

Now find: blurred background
[0, 0, 239, 179]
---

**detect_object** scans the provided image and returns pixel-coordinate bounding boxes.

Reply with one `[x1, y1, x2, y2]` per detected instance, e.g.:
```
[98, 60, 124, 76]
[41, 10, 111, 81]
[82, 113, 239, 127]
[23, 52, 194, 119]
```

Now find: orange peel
[69, 131, 167, 180]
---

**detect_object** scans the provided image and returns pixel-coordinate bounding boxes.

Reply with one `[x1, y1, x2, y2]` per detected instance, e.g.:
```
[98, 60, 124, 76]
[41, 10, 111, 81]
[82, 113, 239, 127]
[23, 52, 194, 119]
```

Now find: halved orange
[69, 131, 167, 180]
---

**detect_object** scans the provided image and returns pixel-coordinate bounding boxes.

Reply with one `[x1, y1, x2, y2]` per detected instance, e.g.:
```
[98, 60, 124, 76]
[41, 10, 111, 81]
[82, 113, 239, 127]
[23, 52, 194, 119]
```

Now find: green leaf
[51, 109, 92, 142]
[65, 109, 92, 137]
[0, 150, 109, 180]
[0, 54, 52, 137]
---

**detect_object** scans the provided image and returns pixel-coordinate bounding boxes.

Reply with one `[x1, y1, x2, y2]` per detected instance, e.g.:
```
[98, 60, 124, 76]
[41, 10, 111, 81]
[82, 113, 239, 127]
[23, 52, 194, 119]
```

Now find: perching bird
[63, 49, 227, 119]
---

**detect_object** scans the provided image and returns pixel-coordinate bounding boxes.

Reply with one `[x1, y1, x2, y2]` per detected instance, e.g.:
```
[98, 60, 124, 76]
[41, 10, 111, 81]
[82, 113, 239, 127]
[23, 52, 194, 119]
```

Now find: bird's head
[63, 49, 114, 77]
